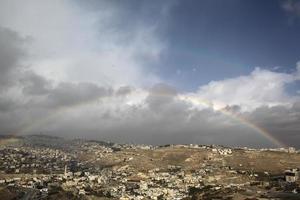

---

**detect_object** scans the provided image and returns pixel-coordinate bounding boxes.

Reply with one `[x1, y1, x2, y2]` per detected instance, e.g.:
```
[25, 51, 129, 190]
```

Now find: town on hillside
[0, 135, 300, 200]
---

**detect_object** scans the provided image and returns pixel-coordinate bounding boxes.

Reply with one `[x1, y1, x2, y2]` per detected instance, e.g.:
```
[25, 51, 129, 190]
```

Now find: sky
[0, 0, 300, 148]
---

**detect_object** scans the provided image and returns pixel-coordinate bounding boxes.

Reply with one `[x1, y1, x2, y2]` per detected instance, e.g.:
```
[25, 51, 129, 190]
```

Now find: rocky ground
[0, 135, 299, 199]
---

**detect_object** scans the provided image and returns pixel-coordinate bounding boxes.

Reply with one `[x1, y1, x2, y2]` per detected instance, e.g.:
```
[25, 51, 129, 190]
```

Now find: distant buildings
[0, 137, 300, 199]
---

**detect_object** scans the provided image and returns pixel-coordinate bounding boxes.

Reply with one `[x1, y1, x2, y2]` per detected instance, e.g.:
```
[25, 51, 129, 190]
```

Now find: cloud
[195, 67, 299, 111]
[0, 0, 300, 148]
[0, 97, 16, 113]
[244, 103, 300, 147]
[146, 83, 178, 112]
[0, 26, 27, 91]
[1, 78, 300, 147]
[297, 61, 300, 78]
[20, 71, 52, 96]
[282, 0, 300, 16]
[0, 0, 167, 87]
[281, 0, 300, 23]
[45, 82, 112, 108]
[19, 71, 113, 109]
[28, 86, 286, 148]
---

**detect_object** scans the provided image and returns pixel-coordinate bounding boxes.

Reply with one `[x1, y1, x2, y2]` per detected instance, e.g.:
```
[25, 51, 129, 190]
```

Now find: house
[284, 169, 299, 183]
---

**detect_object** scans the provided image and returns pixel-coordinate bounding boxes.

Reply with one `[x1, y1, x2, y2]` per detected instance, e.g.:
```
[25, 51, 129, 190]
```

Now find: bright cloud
[195, 67, 299, 111]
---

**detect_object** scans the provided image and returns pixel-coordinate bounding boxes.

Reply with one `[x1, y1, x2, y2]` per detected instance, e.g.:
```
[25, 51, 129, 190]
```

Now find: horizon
[2, 133, 299, 150]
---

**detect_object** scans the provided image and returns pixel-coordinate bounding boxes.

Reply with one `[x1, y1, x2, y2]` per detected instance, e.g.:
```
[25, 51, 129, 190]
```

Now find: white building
[285, 169, 299, 183]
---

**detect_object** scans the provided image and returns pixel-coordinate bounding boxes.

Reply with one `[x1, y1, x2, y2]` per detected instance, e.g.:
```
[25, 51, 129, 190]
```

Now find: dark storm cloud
[0, 97, 15, 112]
[0, 26, 28, 130]
[222, 105, 242, 114]
[2, 77, 300, 148]
[244, 104, 300, 146]
[45, 82, 112, 108]
[21, 71, 52, 96]
[21, 72, 113, 108]
[91, 86, 300, 148]
[50, 92, 276, 148]
[31, 84, 265, 147]
[115, 86, 133, 96]
[146, 83, 178, 112]
[0, 26, 27, 90]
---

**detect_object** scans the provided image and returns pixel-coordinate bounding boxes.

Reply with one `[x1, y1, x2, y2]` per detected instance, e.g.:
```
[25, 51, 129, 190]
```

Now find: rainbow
[1, 90, 285, 148]
[178, 95, 285, 148]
